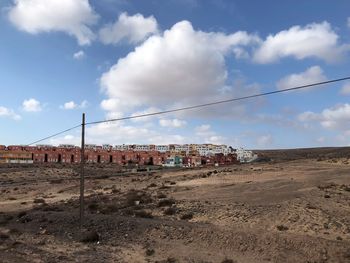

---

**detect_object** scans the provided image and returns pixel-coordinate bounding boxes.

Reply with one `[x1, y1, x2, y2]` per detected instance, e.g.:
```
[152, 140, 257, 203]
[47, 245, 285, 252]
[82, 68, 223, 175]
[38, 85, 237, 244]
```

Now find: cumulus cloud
[298, 103, 350, 130]
[73, 50, 85, 59]
[60, 100, 88, 110]
[340, 82, 350, 95]
[159, 118, 187, 128]
[254, 22, 348, 63]
[8, 0, 98, 45]
[0, 106, 21, 120]
[22, 98, 42, 112]
[276, 66, 327, 90]
[99, 12, 158, 45]
[100, 20, 260, 117]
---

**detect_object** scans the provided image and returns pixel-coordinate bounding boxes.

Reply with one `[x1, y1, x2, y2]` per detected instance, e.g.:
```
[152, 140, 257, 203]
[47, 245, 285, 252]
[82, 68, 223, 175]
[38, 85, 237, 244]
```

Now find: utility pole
[79, 113, 85, 228]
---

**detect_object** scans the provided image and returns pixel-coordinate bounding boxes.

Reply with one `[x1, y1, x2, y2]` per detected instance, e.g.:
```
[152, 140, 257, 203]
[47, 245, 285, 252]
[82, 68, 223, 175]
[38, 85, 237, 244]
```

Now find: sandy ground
[0, 159, 349, 263]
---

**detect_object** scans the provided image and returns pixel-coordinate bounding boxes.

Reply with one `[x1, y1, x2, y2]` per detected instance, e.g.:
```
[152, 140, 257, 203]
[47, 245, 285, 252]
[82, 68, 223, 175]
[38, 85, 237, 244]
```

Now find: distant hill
[254, 147, 350, 161]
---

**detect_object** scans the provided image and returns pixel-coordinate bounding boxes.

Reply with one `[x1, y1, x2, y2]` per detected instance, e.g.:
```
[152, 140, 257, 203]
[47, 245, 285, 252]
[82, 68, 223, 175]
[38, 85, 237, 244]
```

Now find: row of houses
[0, 144, 240, 166]
[87, 143, 234, 156]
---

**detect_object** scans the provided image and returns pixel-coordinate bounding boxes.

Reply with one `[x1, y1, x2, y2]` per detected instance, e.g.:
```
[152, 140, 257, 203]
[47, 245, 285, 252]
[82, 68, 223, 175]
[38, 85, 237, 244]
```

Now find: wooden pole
[79, 113, 85, 228]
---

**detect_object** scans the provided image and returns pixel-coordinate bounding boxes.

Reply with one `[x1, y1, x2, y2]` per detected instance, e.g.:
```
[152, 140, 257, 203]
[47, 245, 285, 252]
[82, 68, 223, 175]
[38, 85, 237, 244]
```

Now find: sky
[0, 0, 350, 149]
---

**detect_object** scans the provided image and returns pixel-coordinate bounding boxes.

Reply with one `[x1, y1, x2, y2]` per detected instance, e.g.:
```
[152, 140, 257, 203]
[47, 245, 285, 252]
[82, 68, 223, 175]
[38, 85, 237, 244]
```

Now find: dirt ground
[0, 157, 350, 263]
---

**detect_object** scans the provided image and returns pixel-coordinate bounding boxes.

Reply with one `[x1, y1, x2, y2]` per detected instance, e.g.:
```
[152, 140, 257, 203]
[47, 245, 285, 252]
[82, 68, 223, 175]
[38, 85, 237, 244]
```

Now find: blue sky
[0, 0, 350, 149]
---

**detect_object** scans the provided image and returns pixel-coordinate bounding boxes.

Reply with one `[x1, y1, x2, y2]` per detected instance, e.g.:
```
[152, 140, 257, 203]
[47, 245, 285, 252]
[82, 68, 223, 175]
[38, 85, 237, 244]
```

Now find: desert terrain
[0, 149, 350, 263]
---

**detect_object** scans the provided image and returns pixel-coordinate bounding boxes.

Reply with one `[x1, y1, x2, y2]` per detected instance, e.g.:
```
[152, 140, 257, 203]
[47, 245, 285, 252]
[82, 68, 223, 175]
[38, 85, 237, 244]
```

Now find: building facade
[0, 143, 245, 166]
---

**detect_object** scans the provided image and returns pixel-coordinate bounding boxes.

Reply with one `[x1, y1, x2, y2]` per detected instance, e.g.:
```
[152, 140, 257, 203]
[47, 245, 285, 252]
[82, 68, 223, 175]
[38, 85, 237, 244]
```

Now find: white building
[235, 148, 257, 163]
[134, 145, 150, 151]
[155, 145, 169, 152]
[114, 144, 130, 151]
[174, 144, 190, 153]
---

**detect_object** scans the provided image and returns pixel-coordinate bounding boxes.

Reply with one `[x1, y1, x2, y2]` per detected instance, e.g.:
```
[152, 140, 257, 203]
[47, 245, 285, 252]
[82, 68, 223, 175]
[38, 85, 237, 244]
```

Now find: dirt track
[0, 158, 350, 263]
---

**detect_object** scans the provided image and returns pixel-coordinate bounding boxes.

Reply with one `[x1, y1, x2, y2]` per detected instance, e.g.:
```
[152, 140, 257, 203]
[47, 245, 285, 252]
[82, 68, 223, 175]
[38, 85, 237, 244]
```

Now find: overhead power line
[25, 76, 350, 146]
[86, 77, 350, 126]
[27, 124, 81, 146]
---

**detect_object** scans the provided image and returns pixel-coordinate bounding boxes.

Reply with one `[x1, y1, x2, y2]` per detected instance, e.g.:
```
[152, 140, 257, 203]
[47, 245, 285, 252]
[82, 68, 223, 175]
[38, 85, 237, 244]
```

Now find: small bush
[276, 225, 289, 231]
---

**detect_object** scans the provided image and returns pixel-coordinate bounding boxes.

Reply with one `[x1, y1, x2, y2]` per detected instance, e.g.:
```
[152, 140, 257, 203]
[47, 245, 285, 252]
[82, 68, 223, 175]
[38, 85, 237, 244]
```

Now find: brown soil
[0, 157, 350, 262]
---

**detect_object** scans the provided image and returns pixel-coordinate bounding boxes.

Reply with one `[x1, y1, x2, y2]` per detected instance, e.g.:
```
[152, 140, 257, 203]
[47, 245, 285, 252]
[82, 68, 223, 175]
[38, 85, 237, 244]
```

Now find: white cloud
[60, 100, 88, 110]
[195, 124, 211, 134]
[204, 135, 226, 144]
[194, 124, 227, 144]
[254, 21, 348, 63]
[8, 0, 98, 45]
[73, 50, 85, 59]
[22, 98, 42, 112]
[276, 66, 327, 90]
[62, 101, 77, 110]
[100, 20, 260, 116]
[0, 106, 21, 120]
[130, 107, 161, 122]
[148, 134, 187, 145]
[348, 17, 350, 28]
[99, 12, 158, 45]
[256, 134, 273, 147]
[298, 103, 350, 130]
[159, 118, 187, 128]
[340, 82, 350, 95]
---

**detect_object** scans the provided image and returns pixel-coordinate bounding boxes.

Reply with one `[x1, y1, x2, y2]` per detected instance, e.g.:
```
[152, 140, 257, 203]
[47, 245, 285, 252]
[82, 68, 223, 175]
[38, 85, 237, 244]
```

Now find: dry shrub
[101, 204, 119, 214]
[134, 210, 153, 218]
[276, 225, 289, 231]
[49, 179, 63, 184]
[157, 199, 175, 207]
[33, 198, 45, 204]
[157, 193, 167, 199]
[164, 207, 177, 215]
[125, 189, 152, 206]
[80, 230, 99, 243]
[145, 248, 155, 256]
[180, 213, 193, 220]
[88, 203, 99, 211]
